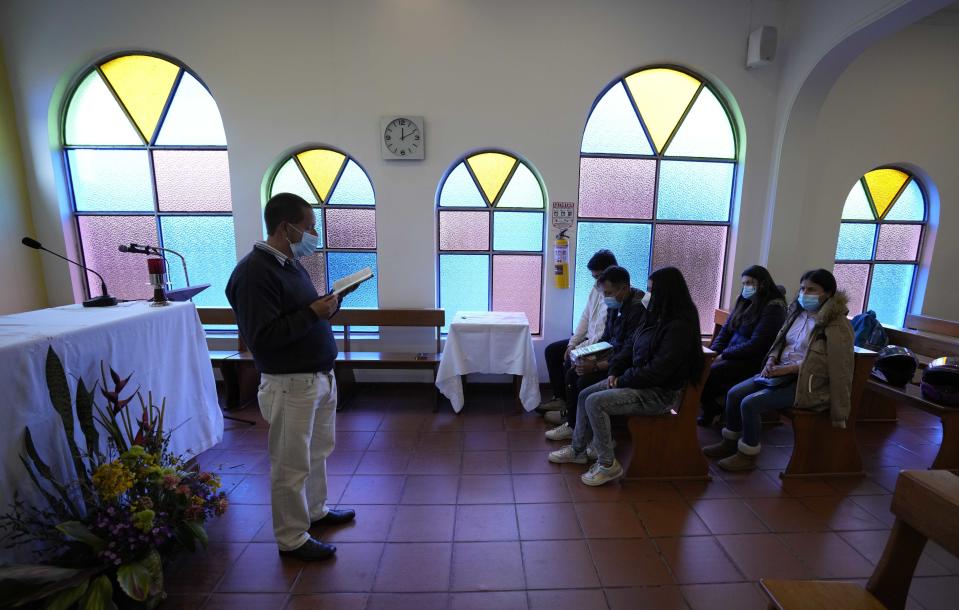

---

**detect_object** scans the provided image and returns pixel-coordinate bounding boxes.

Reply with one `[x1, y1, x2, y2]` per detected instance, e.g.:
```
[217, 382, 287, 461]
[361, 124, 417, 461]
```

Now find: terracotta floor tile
[463, 429, 509, 450]
[292, 542, 384, 593]
[849, 494, 896, 526]
[216, 543, 302, 592]
[673, 478, 737, 500]
[510, 450, 563, 474]
[355, 450, 412, 474]
[454, 504, 519, 541]
[825, 476, 890, 496]
[777, 532, 875, 579]
[155, 594, 206, 610]
[619, 480, 685, 502]
[564, 474, 627, 503]
[716, 469, 787, 498]
[202, 593, 289, 610]
[325, 475, 350, 505]
[691, 498, 768, 535]
[588, 538, 674, 587]
[335, 430, 375, 451]
[522, 540, 600, 589]
[800, 496, 888, 531]
[838, 530, 950, 577]
[574, 502, 645, 538]
[508, 430, 554, 451]
[340, 475, 405, 504]
[681, 582, 768, 610]
[206, 503, 272, 543]
[715, 533, 812, 580]
[461, 416, 507, 432]
[450, 591, 528, 610]
[907, 576, 959, 610]
[634, 499, 710, 537]
[462, 450, 509, 474]
[325, 450, 363, 475]
[336, 412, 383, 432]
[527, 589, 608, 609]
[457, 475, 515, 503]
[450, 541, 526, 591]
[779, 477, 839, 497]
[513, 473, 571, 503]
[366, 592, 449, 609]
[418, 432, 465, 451]
[400, 475, 460, 504]
[285, 593, 368, 610]
[377, 413, 428, 432]
[407, 451, 462, 475]
[657, 536, 745, 584]
[754, 446, 791, 470]
[924, 541, 959, 574]
[373, 542, 452, 592]
[313, 505, 395, 543]
[388, 505, 456, 542]
[516, 502, 582, 540]
[165, 542, 246, 594]
[744, 497, 830, 532]
[427, 411, 466, 433]
[605, 585, 689, 609]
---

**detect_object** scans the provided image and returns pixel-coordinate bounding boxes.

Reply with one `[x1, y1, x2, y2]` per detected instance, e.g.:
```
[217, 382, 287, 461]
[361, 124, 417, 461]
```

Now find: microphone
[22, 237, 118, 308]
[118, 243, 191, 286]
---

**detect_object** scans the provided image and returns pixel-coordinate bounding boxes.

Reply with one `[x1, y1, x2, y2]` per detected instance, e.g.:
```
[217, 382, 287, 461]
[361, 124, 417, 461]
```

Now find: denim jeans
[571, 379, 678, 466]
[724, 376, 797, 447]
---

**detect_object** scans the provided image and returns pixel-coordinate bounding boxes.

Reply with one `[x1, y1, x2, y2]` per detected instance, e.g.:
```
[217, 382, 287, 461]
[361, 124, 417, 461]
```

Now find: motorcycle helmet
[920, 357, 959, 407]
[871, 345, 919, 388]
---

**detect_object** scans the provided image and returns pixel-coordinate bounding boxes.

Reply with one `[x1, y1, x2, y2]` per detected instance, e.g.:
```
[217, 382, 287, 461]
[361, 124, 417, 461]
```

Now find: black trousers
[544, 340, 570, 399]
[700, 357, 762, 409]
[565, 368, 606, 429]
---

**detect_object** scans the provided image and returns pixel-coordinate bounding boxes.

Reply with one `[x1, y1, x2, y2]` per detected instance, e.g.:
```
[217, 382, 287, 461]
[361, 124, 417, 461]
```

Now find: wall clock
[380, 115, 424, 160]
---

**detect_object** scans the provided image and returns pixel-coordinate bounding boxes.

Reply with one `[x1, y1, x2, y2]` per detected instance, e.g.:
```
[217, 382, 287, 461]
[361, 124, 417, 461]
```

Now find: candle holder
[147, 257, 170, 306]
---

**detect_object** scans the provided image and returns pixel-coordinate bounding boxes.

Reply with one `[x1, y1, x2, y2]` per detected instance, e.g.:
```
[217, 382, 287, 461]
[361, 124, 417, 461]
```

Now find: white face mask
[287, 225, 319, 259]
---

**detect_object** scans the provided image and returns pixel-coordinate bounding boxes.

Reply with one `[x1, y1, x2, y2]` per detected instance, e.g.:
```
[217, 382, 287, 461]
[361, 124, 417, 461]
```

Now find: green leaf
[185, 520, 209, 550]
[45, 347, 92, 492]
[76, 378, 100, 464]
[55, 521, 106, 552]
[0, 564, 100, 606]
[22, 429, 81, 519]
[174, 523, 196, 552]
[116, 560, 150, 602]
[80, 575, 116, 610]
[45, 581, 89, 610]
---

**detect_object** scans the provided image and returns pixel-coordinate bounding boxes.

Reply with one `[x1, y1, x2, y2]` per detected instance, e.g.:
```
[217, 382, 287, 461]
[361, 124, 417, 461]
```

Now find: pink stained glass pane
[299, 251, 327, 295]
[439, 211, 490, 251]
[153, 150, 233, 212]
[325, 208, 376, 249]
[492, 255, 543, 334]
[77, 215, 158, 300]
[578, 157, 655, 219]
[833, 263, 870, 316]
[651, 224, 727, 334]
[875, 224, 922, 261]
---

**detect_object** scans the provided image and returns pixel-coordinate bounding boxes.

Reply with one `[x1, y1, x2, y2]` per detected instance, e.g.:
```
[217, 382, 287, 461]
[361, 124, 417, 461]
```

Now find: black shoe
[278, 537, 336, 561]
[312, 508, 356, 527]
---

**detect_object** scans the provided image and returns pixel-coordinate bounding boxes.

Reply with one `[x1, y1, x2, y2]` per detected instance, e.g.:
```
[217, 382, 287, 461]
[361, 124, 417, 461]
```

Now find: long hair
[729, 265, 782, 329]
[647, 267, 705, 386]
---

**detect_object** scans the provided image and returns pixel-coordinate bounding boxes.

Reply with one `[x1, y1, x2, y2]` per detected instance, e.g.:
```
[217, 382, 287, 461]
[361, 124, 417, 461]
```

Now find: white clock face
[384, 118, 421, 157]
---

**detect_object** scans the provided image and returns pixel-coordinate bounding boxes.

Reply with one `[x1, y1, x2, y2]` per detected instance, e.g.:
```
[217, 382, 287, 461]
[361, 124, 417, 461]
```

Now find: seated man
[545, 265, 646, 441]
[537, 249, 617, 415]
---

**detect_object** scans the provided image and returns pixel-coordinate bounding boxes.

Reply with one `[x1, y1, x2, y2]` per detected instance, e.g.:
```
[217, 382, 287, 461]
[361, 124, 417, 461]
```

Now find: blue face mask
[603, 296, 621, 310]
[799, 293, 821, 311]
[742, 285, 757, 299]
[288, 225, 319, 259]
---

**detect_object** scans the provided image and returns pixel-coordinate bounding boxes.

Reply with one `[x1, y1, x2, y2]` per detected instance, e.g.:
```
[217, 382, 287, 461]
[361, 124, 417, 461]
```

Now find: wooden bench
[905, 314, 959, 339]
[867, 381, 959, 471]
[761, 469, 959, 610]
[620, 348, 716, 480]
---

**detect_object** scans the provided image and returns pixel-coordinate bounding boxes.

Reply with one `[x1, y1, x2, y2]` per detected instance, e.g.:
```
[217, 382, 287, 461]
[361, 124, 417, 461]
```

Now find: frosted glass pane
[439, 254, 489, 333]
[656, 160, 733, 221]
[327, 160, 375, 206]
[327, 252, 378, 309]
[652, 224, 727, 334]
[155, 72, 227, 145]
[439, 211, 489, 251]
[154, 150, 233, 212]
[625, 68, 700, 153]
[867, 264, 915, 327]
[467, 152, 516, 205]
[100, 55, 179, 142]
[833, 263, 870, 317]
[664, 87, 735, 159]
[65, 71, 142, 145]
[581, 81, 653, 155]
[573, 222, 651, 330]
[835, 223, 876, 261]
[496, 162, 544, 209]
[493, 212, 543, 252]
[160, 216, 235, 307]
[78, 215, 157, 300]
[864, 169, 909, 219]
[299, 251, 327, 295]
[493, 255, 542, 334]
[270, 158, 317, 204]
[841, 181, 874, 220]
[885, 180, 925, 221]
[325, 208, 376, 249]
[578, 157, 655, 219]
[439, 162, 486, 207]
[876, 224, 922, 261]
[68, 149, 153, 212]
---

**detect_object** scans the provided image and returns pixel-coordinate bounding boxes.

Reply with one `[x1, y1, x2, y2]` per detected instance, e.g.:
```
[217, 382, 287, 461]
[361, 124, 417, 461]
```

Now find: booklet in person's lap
[753, 373, 797, 388]
[331, 267, 374, 296]
[570, 341, 613, 361]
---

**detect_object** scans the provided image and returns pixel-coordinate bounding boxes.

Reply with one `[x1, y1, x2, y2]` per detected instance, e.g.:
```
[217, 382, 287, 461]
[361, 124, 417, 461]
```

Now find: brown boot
[702, 438, 738, 458]
[718, 440, 760, 472]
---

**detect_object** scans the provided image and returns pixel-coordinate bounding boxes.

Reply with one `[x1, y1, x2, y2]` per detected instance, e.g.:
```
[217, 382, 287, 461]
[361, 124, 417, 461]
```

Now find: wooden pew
[197, 307, 254, 410]
[905, 314, 959, 339]
[761, 469, 959, 610]
[620, 348, 716, 480]
[867, 381, 959, 472]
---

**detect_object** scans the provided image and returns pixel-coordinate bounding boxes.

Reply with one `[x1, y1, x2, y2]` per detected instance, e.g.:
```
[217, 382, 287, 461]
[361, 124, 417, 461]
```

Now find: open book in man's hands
[332, 267, 374, 296]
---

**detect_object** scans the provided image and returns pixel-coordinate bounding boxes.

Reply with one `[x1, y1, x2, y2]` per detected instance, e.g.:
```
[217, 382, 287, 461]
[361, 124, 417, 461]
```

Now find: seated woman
[699, 265, 787, 426]
[703, 268, 854, 471]
[548, 267, 704, 486]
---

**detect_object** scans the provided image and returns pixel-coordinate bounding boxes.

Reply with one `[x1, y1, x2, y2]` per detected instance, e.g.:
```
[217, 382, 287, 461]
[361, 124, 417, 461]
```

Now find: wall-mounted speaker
[746, 26, 778, 69]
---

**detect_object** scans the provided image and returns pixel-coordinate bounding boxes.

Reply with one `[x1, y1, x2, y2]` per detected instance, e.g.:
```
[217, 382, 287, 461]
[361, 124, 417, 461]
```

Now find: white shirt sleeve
[570, 287, 608, 349]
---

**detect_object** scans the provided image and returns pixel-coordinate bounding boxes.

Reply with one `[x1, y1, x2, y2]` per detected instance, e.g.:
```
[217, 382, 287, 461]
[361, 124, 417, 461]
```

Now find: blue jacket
[710, 298, 787, 363]
[610, 317, 701, 391]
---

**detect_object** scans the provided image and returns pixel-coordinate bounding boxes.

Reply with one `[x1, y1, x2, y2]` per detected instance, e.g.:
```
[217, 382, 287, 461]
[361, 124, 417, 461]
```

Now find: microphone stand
[23, 239, 117, 307]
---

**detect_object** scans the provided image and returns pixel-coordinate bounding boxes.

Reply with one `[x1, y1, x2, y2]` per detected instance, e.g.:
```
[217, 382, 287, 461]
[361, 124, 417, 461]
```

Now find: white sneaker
[586, 440, 617, 461]
[544, 410, 565, 426]
[548, 445, 588, 464]
[545, 422, 573, 441]
[580, 459, 624, 486]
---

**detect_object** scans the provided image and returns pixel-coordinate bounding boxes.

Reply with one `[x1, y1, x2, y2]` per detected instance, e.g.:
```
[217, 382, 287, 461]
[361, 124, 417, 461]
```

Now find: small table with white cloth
[435, 311, 541, 413]
[0, 301, 223, 560]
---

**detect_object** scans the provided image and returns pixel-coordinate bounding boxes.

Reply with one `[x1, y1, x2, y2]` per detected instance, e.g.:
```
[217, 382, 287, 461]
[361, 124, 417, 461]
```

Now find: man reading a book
[225, 192, 357, 561]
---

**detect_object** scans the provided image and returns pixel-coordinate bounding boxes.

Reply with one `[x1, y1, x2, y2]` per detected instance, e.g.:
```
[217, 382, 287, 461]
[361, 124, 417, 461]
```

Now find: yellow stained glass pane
[296, 149, 346, 203]
[100, 55, 180, 143]
[864, 168, 909, 219]
[625, 68, 700, 153]
[466, 152, 517, 205]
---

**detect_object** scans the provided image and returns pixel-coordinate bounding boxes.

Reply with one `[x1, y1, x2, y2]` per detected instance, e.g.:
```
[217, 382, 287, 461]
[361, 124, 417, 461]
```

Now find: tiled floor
[161, 384, 959, 609]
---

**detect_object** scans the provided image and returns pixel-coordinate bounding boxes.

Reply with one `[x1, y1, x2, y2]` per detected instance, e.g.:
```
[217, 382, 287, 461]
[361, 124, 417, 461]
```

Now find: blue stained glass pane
[867, 263, 915, 326]
[439, 254, 489, 333]
[656, 160, 733, 221]
[573, 222, 651, 330]
[493, 212, 543, 251]
[581, 82, 653, 155]
[328, 160, 375, 206]
[835, 223, 876, 260]
[327, 251, 378, 309]
[884, 179, 925, 221]
[664, 87, 735, 159]
[68, 149, 154, 212]
[159, 216, 236, 307]
[155, 72, 227, 145]
[439, 162, 486, 207]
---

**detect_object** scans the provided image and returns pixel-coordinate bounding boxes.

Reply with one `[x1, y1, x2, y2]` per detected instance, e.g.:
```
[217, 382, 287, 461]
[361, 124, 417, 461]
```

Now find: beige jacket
[766, 292, 855, 425]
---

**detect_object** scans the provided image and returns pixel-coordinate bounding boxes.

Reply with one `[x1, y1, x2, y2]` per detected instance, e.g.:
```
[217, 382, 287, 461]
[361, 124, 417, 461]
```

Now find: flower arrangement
[0, 347, 228, 609]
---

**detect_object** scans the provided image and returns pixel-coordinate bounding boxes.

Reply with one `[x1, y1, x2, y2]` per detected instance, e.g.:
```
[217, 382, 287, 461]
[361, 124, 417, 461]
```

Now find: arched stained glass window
[268, 147, 378, 313]
[63, 53, 234, 307]
[833, 167, 927, 326]
[575, 66, 738, 333]
[437, 151, 546, 333]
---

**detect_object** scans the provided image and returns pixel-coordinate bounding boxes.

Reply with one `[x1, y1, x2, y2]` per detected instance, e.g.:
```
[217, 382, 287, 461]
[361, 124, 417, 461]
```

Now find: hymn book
[331, 267, 374, 296]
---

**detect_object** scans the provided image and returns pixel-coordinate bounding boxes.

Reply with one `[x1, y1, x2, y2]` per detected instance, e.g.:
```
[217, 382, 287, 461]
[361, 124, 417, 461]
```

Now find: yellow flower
[92, 461, 135, 501]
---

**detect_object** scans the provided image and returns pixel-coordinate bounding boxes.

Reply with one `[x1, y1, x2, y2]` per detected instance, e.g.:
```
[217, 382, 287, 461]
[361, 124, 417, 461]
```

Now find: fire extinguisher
[554, 229, 570, 289]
